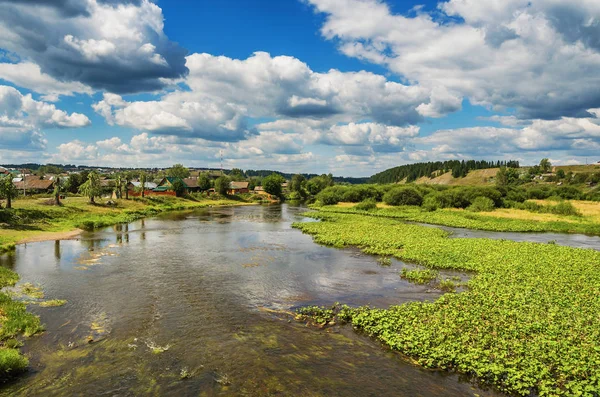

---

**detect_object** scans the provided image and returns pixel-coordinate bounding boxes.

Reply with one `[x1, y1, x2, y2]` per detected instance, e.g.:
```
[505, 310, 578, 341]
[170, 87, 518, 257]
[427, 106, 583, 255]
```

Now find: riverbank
[293, 211, 600, 396]
[0, 195, 253, 380]
[318, 201, 600, 235]
[0, 196, 253, 252]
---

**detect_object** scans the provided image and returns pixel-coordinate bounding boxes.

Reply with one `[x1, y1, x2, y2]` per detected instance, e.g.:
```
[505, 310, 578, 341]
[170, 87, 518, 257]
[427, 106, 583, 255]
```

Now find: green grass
[316, 204, 600, 235]
[0, 196, 251, 251]
[293, 211, 600, 396]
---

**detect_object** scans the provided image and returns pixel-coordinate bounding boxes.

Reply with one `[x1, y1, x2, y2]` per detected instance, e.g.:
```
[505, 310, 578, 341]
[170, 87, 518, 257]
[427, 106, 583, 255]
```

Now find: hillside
[413, 168, 499, 186]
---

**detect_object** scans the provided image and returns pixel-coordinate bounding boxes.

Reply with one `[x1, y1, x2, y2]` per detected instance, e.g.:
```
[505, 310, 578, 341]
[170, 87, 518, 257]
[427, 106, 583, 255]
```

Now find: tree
[171, 179, 186, 197]
[114, 173, 124, 199]
[229, 168, 245, 181]
[556, 169, 566, 179]
[540, 158, 552, 173]
[262, 173, 286, 198]
[78, 171, 102, 204]
[290, 174, 307, 197]
[124, 172, 132, 200]
[53, 177, 64, 206]
[197, 173, 211, 191]
[0, 174, 18, 209]
[139, 172, 147, 198]
[496, 167, 520, 186]
[167, 164, 190, 179]
[214, 176, 230, 196]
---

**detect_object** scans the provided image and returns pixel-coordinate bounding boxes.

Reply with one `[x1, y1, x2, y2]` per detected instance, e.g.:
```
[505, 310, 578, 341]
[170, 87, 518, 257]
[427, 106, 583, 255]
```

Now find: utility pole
[21, 169, 26, 197]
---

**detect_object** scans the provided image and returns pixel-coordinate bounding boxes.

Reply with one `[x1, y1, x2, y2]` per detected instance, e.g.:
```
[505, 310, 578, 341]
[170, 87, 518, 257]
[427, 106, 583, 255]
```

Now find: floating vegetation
[377, 257, 392, 266]
[19, 283, 44, 299]
[400, 268, 438, 284]
[293, 211, 600, 396]
[179, 367, 191, 380]
[145, 340, 170, 354]
[38, 299, 67, 308]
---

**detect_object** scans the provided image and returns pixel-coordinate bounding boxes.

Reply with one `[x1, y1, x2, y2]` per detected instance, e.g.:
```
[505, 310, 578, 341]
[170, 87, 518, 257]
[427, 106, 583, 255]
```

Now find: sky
[1, 0, 600, 176]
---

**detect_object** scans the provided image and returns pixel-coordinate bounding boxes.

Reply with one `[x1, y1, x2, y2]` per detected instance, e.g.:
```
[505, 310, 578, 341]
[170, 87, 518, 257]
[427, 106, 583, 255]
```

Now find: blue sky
[1, 0, 600, 176]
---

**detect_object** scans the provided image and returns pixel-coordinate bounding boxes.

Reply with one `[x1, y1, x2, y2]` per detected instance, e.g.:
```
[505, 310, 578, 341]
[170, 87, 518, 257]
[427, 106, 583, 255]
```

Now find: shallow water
[0, 205, 501, 396]
[413, 222, 600, 250]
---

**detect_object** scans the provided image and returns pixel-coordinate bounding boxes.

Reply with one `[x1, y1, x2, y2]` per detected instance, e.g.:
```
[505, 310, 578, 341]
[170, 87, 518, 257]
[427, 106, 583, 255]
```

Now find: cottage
[155, 177, 203, 194]
[13, 176, 54, 194]
[228, 181, 249, 195]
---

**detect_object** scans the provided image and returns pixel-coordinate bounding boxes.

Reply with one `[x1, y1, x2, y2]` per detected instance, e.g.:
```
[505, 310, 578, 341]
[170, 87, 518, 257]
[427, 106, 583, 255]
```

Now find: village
[0, 165, 293, 200]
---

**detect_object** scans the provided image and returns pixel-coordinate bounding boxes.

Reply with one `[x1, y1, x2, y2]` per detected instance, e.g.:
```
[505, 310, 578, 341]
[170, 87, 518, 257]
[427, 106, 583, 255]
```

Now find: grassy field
[0, 195, 251, 379]
[327, 201, 600, 235]
[293, 211, 600, 397]
[0, 196, 250, 252]
[414, 168, 499, 186]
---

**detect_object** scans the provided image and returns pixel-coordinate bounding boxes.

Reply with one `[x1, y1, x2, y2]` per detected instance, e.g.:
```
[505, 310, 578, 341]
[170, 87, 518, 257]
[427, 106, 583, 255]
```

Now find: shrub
[383, 186, 423, 206]
[550, 201, 581, 216]
[467, 196, 495, 212]
[354, 198, 377, 211]
[422, 194, 441, 211]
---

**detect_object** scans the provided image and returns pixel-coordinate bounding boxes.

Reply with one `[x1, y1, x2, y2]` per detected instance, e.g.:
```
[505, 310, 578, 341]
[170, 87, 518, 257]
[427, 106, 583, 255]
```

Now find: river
[0, 205, 511, 396]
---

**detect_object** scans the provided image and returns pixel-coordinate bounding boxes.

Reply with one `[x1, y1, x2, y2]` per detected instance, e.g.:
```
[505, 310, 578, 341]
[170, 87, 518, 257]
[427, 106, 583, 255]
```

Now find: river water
[0, 205, 510, 396]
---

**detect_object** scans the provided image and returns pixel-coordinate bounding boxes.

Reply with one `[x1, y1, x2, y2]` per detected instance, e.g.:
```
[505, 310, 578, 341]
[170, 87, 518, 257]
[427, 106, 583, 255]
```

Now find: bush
[354, 198, 377, 211]
[467, 196, 495, 212]
[383, 186, 423, 206]
[550, 201, 581, 216]
[556, 186, 582, 200]
[422, 194, 441, 211]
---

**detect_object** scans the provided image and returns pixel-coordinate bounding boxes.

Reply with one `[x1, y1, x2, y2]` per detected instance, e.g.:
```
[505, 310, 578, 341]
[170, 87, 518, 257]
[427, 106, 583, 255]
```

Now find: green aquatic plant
[293, 211, 600, 396]
[377, 257, 392, 266]
[400, 268, 438, 284]
[38, 299, 67, 308]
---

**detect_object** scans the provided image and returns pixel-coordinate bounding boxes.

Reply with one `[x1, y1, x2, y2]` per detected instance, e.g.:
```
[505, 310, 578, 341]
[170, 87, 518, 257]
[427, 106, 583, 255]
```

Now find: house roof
[229, 181, 249, 189]
[130, 181, 157, 189]
[14, 177, 54, 191]
[183, 178, 199, 188]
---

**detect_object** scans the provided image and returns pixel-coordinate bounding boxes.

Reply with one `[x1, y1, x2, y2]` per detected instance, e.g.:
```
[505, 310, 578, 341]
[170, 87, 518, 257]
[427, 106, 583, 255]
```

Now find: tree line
[370, 160, 520, 184]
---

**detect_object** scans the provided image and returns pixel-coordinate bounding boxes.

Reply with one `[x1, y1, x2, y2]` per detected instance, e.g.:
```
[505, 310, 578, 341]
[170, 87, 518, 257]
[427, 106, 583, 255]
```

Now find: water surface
[1, 205, 502, 396]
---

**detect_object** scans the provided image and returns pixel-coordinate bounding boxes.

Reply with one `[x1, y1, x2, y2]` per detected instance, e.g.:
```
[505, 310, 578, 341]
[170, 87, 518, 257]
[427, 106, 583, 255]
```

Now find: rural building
[228, 181, 249, 195]
[155, 177, 203, 194]
[13, 176, 54, 194]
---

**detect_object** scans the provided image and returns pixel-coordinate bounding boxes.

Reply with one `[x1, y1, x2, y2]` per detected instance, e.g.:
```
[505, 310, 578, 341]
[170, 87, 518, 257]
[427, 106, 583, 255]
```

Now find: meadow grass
[320, 203, 600, 235]
[293, 211, 600, 396]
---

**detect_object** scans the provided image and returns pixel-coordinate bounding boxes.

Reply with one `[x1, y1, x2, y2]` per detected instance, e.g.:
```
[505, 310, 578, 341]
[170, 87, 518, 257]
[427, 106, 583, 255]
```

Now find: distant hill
[414, 168, 499, 186]
[370, 160, 519, 184]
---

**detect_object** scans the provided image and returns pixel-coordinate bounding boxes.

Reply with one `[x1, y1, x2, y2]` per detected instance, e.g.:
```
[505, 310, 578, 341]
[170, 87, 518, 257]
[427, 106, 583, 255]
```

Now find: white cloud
[0, 0, 188, 93]
[0, 62, 92, 101]
[0, 85, 89, 151]
[307, 0, 600, 119]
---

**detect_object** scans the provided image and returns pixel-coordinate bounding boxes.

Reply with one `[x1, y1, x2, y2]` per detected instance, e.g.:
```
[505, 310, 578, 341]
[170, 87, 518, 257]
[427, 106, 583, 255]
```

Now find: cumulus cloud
[321, 122, 419, 153]
[0, 0, 187, 93]
[93, 52, 447, 146]
[307, 0, 600, 119]
[418, 110, 600, 157]
[0, 85, 89, 151]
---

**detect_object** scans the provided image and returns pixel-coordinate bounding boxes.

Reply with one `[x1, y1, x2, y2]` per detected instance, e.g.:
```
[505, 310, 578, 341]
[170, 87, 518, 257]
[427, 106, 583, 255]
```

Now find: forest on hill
[370, 160, 520, 184]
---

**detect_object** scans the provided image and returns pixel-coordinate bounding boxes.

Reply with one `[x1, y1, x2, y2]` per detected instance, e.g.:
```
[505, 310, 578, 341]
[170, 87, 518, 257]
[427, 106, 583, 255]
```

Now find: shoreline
[17, 229, 84, 245]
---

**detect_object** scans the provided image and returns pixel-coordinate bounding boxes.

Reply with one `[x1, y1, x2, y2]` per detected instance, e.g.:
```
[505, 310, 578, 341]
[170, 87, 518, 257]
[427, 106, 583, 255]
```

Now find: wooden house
[228, 181, 249, 195]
